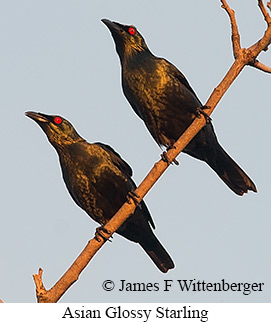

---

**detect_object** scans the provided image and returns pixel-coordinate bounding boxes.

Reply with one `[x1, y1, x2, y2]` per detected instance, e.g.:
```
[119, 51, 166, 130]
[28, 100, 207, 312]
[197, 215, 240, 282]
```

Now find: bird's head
[102, 19, 150, 61]
[25, 111, 84, 149]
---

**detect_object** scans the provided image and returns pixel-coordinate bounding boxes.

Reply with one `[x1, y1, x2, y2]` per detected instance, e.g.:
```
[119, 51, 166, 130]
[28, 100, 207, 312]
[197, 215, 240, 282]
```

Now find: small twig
[249, 2, 271, 58]
[221, 0, 241, 57]
[222, 0, 271, 70]
[33, 236, 112, 303]
[33, 268, 48, 303]
[259, 0, 271, 24]
[249, 59, 271, 73]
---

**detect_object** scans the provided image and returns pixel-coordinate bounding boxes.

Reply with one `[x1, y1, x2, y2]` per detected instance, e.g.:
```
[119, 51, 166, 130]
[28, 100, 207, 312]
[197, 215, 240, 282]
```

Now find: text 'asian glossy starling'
[25, 111, 174, 273]
[102, 19, 257, 196]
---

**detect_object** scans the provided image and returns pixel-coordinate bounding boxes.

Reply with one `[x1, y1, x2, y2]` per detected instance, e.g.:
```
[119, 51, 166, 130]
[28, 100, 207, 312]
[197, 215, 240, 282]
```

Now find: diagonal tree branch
[33, 0, 271, 302]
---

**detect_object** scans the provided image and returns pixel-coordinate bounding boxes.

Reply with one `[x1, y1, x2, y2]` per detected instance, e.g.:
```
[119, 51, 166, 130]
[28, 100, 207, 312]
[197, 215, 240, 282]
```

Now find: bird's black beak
[25, 111, 49, 123]
[101, 18, 124, 34]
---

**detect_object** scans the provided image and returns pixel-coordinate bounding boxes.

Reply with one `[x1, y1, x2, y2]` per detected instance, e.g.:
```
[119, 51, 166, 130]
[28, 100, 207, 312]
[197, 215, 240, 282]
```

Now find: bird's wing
[95, 142, 133, 177]
[163, 58, 201, 102]
[94, 142, 155, 229]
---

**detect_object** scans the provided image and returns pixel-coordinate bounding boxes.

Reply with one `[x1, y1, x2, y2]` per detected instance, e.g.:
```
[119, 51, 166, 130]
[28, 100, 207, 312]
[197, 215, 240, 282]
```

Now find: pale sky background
[0, 0, 270, 303]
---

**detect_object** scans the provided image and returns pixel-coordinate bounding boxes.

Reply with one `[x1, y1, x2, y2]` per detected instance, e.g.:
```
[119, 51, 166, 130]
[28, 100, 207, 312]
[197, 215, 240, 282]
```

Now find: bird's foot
[95, 226, 112, 242]
[195, 105, 212, 123]
[161, 151, 179, 166]
[126, 191, 141, 207]
[161, 151, 170, 164]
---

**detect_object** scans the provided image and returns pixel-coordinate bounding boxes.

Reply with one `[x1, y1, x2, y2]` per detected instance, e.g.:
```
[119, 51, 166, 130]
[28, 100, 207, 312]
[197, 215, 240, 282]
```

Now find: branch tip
[258, 0, 271, 24]
[249, 59, 271, 73]
[33, 267, 47, 302]
[221, 0, 241, 56]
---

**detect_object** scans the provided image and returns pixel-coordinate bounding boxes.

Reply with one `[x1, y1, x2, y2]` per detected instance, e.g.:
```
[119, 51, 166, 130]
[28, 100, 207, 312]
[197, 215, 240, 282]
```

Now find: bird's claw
[95, 226, 112, 242]
[126, 191, 141, 207]
[195, 105, 212, 123]
[161, 151, 179, 166]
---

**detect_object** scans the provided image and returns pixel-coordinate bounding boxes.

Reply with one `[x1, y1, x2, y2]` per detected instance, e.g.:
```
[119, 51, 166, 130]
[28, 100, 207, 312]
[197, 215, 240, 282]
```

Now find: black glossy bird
[25, 111, 174, 273]
[102, 19, 257, 196]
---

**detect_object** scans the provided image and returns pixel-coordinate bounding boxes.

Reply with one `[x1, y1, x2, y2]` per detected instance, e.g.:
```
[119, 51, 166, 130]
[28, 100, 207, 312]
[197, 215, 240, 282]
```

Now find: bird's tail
[206, 144, 257, 196]
[139, 234, 174, 273]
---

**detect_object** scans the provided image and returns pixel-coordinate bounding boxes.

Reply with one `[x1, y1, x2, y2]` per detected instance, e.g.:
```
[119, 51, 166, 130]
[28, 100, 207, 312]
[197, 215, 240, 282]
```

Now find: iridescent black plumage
[102, 19, 257, 196]
[25, 111, 174, 273]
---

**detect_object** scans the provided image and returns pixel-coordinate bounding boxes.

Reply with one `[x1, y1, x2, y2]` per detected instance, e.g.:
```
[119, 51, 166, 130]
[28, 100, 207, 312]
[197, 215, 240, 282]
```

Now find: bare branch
[33, 1, 271, 302]
[259, 0, 271, 24]
[249, 2, 271, 59]
[221, 0, 241, 57]
[33, 245, 104, 303]
[249, 59, 271, 73]
[33, 268, 48, 302]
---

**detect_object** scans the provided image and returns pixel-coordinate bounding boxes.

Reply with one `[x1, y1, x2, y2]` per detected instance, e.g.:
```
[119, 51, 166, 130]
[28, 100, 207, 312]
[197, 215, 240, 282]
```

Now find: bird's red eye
[128, 27, 135, 35]
[54, 116, 62, 124]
